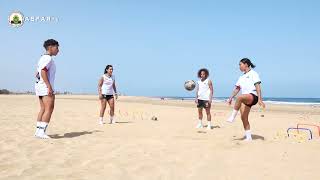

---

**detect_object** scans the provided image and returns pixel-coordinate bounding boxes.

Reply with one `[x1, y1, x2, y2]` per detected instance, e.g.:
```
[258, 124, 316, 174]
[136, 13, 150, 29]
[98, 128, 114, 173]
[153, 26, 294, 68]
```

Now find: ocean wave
[154, 97, 320, 106]
[263, 101, 320, 106]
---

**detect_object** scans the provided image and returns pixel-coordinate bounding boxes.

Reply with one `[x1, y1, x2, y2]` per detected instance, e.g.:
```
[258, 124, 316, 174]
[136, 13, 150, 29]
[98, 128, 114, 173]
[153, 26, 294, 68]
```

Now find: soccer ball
[184, 80, 196, 91]
[151, 116, 158, 121]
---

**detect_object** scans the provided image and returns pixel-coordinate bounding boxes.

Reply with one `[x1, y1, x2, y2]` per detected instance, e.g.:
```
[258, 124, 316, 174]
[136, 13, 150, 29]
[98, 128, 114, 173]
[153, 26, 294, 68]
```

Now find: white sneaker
[111, 119, 116, 124]
[36, 130, 51, 139]
[196, 123, 203, 128]
[39, 134, 51, 139]
[207, 125, 212, 130]
[99, 120, 105, 125]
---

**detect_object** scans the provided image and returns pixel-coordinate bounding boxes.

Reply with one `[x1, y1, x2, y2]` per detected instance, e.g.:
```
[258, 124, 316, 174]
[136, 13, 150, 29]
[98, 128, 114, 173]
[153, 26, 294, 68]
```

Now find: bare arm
[195, 83, 199, 103]
[227, 87, 240, 105]
[113, 80, 118, 99]
[98, 77, 103, 98]
[41, 69, 53, 96]
[208, 80, 214, 103]
[255, 83, 266, 108]
[230, 87, 240, 99]
[113, 81, 117, 94]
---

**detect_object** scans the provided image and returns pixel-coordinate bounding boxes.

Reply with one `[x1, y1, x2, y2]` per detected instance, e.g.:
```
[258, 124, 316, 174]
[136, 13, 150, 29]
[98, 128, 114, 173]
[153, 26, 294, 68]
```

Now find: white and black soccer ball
[184, 80, 196, 91]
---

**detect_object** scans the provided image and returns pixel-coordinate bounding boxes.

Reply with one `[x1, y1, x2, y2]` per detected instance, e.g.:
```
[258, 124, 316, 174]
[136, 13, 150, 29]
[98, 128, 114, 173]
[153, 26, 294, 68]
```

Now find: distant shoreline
[153, 96, 320, 106]
[1, 93, 320, 106]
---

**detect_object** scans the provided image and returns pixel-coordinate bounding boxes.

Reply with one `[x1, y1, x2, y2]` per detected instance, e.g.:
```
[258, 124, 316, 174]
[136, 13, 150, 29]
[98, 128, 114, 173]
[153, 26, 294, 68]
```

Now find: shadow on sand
[50, 130, 102, 139]
[115, 121, 133, 124]
[233, 134, 265, 141]
[205, 125, 221, 129]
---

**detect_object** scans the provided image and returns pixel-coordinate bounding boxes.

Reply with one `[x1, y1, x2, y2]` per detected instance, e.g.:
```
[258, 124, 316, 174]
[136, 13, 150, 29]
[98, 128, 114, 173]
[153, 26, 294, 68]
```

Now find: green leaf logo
[8, 11, 24, 28]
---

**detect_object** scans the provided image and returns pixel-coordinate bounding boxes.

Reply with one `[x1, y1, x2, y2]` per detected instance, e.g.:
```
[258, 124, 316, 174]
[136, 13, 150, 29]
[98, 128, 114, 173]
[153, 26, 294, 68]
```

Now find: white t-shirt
[197, 78, 212, 101]
[236, 69, 261, 96]
[101, 74, 115, 95]
[34, 55, 56, 96]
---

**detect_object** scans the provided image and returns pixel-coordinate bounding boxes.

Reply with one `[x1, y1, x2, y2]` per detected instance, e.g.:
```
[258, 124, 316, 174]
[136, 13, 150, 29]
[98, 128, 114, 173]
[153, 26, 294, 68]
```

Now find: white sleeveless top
[197, 78, 211, 101]
[101, 74, 115, 95]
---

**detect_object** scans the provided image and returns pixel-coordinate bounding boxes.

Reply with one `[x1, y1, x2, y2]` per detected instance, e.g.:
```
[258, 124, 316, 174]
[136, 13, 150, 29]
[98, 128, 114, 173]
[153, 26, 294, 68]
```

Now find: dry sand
[1, 95, 320, 180]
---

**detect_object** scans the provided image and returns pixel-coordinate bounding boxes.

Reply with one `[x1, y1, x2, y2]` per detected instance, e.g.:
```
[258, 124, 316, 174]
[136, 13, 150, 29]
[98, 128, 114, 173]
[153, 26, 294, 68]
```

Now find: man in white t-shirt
[34, 39, 59, 139]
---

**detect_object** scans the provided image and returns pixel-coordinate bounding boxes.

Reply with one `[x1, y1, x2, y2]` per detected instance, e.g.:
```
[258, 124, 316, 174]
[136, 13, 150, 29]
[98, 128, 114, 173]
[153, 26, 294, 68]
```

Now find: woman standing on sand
[98, 65, 118, 125]
[195, 68, 214, 130]
[226, 58, 265, 141]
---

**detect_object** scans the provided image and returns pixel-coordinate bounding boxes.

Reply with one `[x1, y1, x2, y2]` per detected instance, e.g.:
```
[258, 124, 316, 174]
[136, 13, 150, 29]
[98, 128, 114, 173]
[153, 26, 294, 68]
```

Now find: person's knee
[108, 101, 115, 108]
[237, 96, 244, 101]
[40, 106, 45, 113]
[43, 97, 54, 109]
[48, 102, 54, 111]
[101, 104, 106, 109]
[44, 104, 54, 112]
[47, 107, 54, 113]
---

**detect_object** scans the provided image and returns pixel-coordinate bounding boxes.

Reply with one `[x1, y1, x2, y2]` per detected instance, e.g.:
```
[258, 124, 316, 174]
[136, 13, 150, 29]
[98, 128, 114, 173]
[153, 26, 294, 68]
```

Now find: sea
[154, 97, 320, 106]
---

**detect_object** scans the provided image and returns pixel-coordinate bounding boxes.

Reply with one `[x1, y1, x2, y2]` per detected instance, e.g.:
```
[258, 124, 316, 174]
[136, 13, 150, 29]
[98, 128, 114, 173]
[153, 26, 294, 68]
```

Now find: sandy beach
[1, 95, 320, 180]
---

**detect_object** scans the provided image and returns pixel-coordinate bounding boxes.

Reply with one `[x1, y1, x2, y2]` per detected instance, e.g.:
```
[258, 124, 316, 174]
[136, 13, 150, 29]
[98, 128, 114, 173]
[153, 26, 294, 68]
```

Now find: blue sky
[0, 0, 319, 97]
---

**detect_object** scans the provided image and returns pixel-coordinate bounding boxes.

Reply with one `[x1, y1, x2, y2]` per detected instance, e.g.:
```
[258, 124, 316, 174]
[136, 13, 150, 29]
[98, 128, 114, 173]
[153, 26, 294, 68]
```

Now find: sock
[34, 121, 42, 136]
[196, 119, 203, 128]
[207, 121, 211, 127]
[231, 109, 238, 118]
[99, 117, 103, 121]
[36, 121, 41, 128]
[40, 122, 49, 133]
[245, 130, 252, 140]
[227, 109, 238, 122]
[110, 116, 114, 123]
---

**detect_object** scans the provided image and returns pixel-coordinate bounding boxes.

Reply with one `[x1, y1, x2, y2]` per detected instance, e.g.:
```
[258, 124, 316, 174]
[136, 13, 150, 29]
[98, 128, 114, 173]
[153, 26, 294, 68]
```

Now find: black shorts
[244, 93, 258, 107]
[102, 94, 114, 101]
[197, 100, 210, 109]
[38, 95, 55, 99]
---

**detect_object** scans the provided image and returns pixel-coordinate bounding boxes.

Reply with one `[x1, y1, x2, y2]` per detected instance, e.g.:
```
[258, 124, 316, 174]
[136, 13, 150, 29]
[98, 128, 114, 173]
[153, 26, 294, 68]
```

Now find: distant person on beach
[98, 65, 118, 125]
[34, 39, 59, 139]
[195, 68, 214, 130]
[226, 58, 266, 141]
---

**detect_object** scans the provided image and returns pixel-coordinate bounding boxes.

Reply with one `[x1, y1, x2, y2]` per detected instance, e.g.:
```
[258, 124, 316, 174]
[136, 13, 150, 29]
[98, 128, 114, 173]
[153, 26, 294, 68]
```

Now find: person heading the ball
[195, 68, 214, 130]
